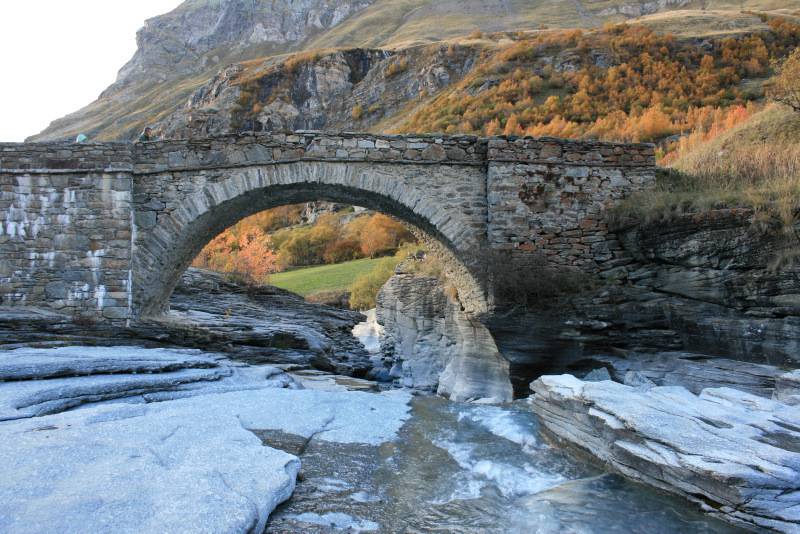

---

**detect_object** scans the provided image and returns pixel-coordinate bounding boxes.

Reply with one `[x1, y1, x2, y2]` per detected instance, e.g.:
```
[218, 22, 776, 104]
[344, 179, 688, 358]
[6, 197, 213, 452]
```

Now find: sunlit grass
[269, 257, 388, 296]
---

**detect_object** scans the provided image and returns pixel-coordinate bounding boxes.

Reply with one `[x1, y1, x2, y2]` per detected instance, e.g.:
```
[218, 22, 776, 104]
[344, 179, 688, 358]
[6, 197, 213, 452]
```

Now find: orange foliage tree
[193, 226, 278, 285]
[358, 214, 415, 258]
[400, 19, 800, 154]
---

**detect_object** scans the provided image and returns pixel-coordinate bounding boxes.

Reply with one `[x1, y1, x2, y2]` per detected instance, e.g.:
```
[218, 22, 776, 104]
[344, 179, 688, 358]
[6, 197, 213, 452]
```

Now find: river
[261, 313, 742, 533]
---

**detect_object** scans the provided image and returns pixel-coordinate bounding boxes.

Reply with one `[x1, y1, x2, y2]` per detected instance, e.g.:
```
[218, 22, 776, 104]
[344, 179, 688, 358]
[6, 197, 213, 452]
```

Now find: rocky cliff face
[30, 0, 376, 142]
[156, 44, 479, 138]
[374, 266, 513, 403]
[114, 0, 375, 89]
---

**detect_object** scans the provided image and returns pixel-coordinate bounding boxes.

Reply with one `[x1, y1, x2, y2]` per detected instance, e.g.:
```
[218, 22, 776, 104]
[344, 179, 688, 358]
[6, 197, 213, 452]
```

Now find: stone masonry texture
[0, 132, 655, 324]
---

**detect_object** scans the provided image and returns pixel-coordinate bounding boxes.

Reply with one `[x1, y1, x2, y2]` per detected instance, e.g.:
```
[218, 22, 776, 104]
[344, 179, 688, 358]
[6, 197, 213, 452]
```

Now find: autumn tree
[768, 47, 800, 112]
[358, 214, 415, 258]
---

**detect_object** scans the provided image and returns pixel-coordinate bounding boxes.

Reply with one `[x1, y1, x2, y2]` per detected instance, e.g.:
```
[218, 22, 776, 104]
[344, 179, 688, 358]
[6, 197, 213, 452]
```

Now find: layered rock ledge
[530, 375, 800, 532]
[0, 345, 412, 533]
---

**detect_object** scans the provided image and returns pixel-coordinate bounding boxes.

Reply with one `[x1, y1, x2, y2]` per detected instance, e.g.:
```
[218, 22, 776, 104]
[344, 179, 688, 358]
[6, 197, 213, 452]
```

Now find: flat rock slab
[0, 346, 220, 381]
[777, 370, 800, 405]
[530, 375, 800, 533]
[0, 385, 411, 534]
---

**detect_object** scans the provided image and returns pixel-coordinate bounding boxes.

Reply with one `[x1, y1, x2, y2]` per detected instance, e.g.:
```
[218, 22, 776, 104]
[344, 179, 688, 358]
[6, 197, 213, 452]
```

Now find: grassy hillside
[612, 104, 800, 235]
[308, 1, 800, 49]
[269, 257, 388, 296]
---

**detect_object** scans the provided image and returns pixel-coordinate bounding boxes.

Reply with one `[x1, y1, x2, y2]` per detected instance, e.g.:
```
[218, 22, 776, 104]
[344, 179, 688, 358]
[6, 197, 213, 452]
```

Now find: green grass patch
[269, 257, 389, 296]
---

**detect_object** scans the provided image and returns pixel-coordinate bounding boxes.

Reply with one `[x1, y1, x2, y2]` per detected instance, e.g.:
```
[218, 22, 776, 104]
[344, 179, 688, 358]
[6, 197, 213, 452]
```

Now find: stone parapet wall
[487, 137, 655, 167]
[1, 134, 655, 173]
[132, 132, 488, 173]
[0, 143, 133, 172]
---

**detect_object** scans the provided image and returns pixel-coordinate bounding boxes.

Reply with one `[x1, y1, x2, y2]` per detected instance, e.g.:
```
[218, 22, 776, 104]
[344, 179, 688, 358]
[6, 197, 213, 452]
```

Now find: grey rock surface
[0, 345, 305, 421]
[0, 344, 411, 534]
[137, 268, 373, 376]
[375, 270, 513, 403]
[776, 370, 800, 405]
[0, 345, 218, 381]
[530, 375, 800, 532]
[582, 367, 612, 382]
[589, 351, 789, 398]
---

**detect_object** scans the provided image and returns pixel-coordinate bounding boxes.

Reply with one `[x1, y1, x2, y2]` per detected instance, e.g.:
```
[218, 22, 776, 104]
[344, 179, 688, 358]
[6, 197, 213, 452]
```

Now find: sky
[0, 0, 184, 142]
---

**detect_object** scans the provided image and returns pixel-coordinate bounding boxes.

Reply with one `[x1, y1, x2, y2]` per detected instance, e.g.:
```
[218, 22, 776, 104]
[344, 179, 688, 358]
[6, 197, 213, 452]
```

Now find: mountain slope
[30, 0, 800, 142]
[29, 0, 376, 142]
[150, 15, 799, 143]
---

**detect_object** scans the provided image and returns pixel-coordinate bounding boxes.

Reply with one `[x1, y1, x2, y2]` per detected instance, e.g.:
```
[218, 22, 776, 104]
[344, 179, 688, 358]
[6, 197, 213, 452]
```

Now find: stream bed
[264, 394, 742, 533]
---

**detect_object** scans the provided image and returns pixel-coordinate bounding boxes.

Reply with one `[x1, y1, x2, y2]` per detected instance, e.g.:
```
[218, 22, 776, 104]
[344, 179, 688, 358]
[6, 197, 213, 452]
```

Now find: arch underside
[131, 162, 489, 317]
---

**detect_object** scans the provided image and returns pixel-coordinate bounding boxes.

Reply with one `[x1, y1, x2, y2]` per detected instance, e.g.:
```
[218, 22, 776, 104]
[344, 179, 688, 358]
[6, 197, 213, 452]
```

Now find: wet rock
[582, 368, 611, 382]
[622, 370, 655, 390]
[375, 271, 513, 403]
[0, 345, 307, 421]
[776, 370, 800, 405]
[530, 375, 800, 533]
[134, 268, 372, 377]
[0, 345, 218, 381]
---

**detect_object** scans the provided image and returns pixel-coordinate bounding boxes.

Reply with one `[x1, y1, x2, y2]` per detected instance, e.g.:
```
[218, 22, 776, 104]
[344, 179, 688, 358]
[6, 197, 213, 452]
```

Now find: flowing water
[262, 314, 743, 534]
[264, 396, 741, 533]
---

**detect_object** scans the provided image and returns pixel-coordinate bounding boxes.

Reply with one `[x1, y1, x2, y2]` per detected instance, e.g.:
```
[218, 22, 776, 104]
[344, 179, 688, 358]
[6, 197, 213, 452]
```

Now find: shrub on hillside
[358, 214, 415, 257]
[768, 47, 800, 112]
[348, 256, 400, 310]
[323, 238, 362, 263]
[385, 58, 409, 78]
[277, 224, 337, 267]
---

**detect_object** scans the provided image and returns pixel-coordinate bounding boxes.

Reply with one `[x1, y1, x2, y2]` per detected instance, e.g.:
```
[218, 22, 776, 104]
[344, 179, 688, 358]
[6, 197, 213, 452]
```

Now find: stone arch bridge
[0, 132, 654, 324]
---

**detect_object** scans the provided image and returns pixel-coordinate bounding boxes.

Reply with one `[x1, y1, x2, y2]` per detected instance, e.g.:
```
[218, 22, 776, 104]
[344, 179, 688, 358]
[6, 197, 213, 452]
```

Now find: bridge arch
[131, 160, 490, 318]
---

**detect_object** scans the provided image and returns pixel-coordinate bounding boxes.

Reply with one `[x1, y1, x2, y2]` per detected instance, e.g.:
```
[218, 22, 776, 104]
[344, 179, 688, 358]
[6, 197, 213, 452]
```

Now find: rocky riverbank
[0, 268, 372, 378]
[530, 374, 800, 532]
[0, 345, 411, 533]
